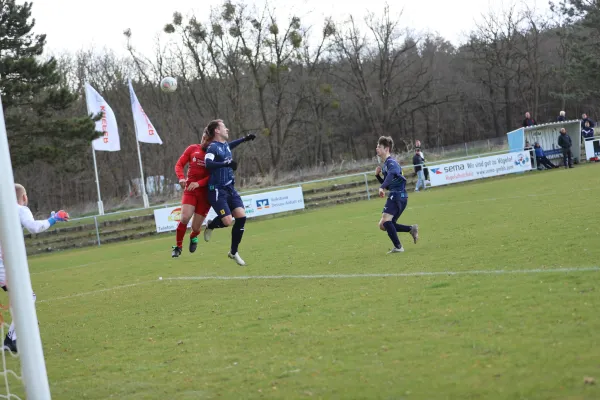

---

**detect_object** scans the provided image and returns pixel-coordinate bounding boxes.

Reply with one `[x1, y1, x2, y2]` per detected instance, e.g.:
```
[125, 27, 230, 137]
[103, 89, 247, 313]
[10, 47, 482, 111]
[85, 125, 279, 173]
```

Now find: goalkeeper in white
[0, 184, 69, 353]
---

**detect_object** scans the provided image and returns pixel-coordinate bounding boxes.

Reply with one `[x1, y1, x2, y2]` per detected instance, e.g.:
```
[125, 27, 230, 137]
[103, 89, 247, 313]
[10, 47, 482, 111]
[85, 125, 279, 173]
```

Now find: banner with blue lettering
[428, 151, 532, 187]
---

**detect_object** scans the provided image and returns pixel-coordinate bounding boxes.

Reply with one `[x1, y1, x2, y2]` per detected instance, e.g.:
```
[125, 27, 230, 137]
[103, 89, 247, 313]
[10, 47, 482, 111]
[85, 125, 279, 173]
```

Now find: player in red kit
[172, 133, 212, 257]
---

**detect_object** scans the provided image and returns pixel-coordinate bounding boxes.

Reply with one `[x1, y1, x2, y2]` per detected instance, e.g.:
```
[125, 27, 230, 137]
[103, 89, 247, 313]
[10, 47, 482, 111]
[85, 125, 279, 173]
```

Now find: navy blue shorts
[208, 186, 244, 218]
[382, 192, 408, 221]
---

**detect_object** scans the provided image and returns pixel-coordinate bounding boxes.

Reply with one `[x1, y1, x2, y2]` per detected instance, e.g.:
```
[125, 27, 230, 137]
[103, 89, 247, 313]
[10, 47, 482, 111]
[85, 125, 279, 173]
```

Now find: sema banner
[154, 186, 305, 233]
[428, 151, 532, 187]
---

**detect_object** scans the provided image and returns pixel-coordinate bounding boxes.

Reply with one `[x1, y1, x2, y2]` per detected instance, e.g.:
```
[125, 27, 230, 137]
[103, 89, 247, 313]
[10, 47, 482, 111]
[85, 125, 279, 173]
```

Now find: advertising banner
[428, 152, 532, 187]
[154, 187, 305, 233]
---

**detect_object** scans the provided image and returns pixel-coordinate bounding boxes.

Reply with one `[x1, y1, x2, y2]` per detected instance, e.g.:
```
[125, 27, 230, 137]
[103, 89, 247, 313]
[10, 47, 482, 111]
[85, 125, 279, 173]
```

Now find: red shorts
[181, 187, 210, 216]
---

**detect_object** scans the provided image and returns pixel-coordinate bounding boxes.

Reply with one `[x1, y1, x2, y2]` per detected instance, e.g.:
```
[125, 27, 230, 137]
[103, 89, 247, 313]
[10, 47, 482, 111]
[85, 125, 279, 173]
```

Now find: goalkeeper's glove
[245, 132, 256, 141]
[48, 210, 69, 226]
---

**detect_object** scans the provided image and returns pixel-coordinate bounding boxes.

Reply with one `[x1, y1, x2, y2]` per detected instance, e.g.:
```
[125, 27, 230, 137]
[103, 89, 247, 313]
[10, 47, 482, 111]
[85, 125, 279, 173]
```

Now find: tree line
[1, 0, 599, 212]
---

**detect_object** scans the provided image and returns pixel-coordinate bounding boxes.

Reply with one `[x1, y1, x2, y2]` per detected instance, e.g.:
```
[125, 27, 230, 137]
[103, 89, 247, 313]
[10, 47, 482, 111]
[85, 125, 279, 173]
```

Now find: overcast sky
[32, 0, 548, 57]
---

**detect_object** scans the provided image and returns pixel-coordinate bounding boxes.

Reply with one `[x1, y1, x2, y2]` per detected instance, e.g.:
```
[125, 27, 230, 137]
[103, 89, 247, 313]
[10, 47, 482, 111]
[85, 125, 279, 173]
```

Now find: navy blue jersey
[381, 156, 407, 195]
[204, 138, 245, 188]
[205, 141, 234, 188]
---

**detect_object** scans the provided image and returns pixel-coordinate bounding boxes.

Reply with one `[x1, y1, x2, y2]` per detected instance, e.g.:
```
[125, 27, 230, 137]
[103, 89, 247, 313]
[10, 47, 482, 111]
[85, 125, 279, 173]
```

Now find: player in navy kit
[374, 136, 419, 253]
[202, 119, 256, 265]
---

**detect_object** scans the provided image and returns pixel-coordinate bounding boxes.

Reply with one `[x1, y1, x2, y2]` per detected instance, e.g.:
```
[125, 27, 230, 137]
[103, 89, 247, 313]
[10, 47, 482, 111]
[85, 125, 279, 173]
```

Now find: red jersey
[175, 144, 210, 187]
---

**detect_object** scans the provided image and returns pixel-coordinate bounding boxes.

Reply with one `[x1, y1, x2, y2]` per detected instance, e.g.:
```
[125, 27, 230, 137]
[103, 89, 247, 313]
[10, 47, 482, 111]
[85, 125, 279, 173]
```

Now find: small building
[507, 120, 582, 163]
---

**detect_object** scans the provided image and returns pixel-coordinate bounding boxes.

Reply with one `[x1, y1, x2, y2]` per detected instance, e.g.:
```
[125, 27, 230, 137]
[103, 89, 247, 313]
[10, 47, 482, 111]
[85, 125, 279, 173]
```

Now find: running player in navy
[202, 119, 256, 265]
[374, 136, 419, 253]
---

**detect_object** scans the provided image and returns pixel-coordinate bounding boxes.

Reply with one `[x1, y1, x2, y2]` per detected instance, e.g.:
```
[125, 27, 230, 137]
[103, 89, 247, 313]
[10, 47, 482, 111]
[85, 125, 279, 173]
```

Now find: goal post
[0, 95, 51, 399]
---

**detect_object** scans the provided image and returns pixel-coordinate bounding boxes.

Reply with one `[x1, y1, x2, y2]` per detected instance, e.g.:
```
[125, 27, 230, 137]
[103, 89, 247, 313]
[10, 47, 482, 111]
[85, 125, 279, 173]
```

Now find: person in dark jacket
[416, 148, 429, 181]
[558, 128, 574, 168]
[412, 149, 426, 191]
[581, 113, 595, 129]
[557, 111, 566, 121]
[534, 142, 557, 169]
[414, 139, 429, 181]
[522, 112, 536, 127]
[582, 120, 595, 141]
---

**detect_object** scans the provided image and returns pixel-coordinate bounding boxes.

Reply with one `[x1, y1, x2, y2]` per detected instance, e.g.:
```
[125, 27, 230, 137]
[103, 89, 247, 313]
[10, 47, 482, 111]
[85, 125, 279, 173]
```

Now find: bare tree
[221, 1, 334, 173]
[515, 8, 552, 119]
[331, 5, 443, 144]
[465, 7, 525, 133]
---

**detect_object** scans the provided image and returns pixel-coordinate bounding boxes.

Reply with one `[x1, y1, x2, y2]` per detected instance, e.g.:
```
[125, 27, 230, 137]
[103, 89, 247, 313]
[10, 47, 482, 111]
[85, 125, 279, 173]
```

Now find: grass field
[4, 165, 600, 399]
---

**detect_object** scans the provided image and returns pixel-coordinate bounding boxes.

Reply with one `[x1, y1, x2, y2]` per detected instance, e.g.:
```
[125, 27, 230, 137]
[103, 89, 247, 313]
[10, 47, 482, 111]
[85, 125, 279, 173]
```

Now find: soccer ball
[160, 77, 177, 92]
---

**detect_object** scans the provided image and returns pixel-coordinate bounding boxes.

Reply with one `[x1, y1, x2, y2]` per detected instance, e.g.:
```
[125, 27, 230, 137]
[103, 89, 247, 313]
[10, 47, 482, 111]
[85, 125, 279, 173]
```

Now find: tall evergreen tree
[0, 0, 99, 168]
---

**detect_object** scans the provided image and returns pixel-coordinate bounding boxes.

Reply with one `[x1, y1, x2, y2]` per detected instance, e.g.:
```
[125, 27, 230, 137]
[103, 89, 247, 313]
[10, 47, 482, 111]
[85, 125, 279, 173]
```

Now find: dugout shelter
[507, 120, 582, 163]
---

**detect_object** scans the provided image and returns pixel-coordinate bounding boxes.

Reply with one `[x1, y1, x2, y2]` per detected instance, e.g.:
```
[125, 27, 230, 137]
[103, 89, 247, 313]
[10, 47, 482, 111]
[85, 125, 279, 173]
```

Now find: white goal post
[0, 95, 52, 398]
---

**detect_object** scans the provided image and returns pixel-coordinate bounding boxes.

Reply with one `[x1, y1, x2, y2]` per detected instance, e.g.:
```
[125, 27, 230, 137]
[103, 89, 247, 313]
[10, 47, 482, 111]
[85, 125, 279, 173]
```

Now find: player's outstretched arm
[229, 133, 256, 150]
[204, 153, 233, 170]
[20, 207, 69, 234]
[204, 142, 237, 170]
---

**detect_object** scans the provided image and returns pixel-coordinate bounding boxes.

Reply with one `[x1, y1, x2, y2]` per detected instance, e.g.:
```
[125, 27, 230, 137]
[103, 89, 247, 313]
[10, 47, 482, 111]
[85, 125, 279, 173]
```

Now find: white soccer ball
[160, 77, 177, 92]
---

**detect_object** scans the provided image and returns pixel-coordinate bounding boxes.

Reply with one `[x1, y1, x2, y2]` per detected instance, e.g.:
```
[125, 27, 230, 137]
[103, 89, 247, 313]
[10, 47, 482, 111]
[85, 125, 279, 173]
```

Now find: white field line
[37, 281, 155, 303]
[30, 261, 105, 275]
[38, 267, 600, 303]
[164, 267, 600, 281]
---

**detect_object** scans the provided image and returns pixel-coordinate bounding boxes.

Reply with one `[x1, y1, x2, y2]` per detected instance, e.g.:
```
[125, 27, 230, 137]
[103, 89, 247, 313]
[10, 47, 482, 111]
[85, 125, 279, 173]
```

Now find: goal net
[0, 314, 25, 399]
[0, 94, 51, 399]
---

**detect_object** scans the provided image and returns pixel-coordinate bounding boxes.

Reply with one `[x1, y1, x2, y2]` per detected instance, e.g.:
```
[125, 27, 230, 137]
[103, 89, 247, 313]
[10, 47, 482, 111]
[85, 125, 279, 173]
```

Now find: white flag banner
[128, 79, 162, 144]
[84, 82, 120, 151]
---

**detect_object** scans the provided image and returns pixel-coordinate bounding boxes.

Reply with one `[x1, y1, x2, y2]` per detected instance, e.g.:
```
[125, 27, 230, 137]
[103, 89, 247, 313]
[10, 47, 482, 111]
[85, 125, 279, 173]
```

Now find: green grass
[5, 164, 600, 399]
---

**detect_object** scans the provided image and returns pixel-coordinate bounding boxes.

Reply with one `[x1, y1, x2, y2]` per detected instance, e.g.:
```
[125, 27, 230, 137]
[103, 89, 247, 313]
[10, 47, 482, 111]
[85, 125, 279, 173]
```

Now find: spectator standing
[558, 128, 574, 168]
[522, 112, 536, 127]
[412, 149, 426, 192]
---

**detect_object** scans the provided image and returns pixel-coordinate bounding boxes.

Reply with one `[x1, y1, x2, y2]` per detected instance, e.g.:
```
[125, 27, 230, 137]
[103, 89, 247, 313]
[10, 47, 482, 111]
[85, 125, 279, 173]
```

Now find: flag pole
[91, 146, 105, 215]
[85, 81, 104, 216]
[134, 124, 150, 208]
[84, 81, 120, 216]
[128, 78, 160, 208]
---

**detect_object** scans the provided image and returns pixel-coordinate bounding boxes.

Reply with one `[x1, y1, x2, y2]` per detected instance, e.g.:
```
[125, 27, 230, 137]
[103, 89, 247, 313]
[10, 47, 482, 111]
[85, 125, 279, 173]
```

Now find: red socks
[176, 222, 187, 247]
